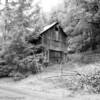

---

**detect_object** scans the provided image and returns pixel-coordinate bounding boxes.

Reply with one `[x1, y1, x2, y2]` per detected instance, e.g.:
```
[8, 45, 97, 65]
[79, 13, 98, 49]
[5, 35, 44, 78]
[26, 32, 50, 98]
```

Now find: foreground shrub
[66, 64, 100, 93]
[0, 38, 44, 80]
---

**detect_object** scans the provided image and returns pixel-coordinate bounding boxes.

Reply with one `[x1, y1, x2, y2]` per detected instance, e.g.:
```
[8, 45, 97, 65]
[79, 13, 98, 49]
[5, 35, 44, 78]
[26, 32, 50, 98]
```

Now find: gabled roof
[40, 22, 58, 35]
[39, 21, 67, 37]
[28, 22, 67, 41]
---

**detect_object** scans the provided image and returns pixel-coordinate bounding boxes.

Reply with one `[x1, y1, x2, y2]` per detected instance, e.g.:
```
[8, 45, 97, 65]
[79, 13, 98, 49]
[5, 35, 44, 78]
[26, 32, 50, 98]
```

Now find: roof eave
[39, 22, 58, 35]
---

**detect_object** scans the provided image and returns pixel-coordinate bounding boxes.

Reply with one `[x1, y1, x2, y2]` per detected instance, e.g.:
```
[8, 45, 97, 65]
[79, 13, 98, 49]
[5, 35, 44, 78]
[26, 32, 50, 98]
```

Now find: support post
[48, 50, 50, 63]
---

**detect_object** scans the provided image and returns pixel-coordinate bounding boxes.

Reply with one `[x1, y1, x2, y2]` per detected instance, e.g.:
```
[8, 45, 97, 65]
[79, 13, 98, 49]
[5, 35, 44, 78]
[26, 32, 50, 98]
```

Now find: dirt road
[0, 74, 71, 100]
[0, 64, 72, 100]
[0, 64, 100, 100]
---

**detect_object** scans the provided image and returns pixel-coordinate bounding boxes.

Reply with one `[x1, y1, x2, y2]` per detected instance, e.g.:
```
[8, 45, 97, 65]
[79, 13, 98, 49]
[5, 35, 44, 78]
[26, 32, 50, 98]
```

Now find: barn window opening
[55, 26, 59, 40]
[55, 26, 58, 31]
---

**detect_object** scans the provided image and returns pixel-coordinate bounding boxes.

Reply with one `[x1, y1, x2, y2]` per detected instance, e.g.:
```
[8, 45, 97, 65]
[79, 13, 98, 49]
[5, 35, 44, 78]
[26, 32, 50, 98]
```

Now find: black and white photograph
[0, 0, 100, 100]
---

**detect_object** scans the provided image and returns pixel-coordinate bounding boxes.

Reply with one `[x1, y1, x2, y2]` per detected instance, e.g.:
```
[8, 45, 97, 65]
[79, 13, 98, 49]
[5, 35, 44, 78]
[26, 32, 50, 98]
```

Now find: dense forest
[50, 0, 100, 52]
[0, 0, 100, 79]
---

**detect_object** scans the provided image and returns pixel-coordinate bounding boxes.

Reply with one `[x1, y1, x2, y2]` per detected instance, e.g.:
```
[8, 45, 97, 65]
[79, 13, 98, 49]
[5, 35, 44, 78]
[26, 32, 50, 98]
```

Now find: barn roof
[39, 22, 67, 37]
[27, 22, 67, 41]
[40, 22, 58, 35]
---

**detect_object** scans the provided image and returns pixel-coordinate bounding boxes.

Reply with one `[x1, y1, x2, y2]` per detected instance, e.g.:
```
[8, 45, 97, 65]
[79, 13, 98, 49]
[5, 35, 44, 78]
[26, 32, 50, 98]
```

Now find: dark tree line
[48, 0, 100, 52]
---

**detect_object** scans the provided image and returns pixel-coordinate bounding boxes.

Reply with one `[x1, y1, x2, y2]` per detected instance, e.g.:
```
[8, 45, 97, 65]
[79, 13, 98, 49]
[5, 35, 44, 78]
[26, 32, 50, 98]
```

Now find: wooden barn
[29, 22, 68, 64]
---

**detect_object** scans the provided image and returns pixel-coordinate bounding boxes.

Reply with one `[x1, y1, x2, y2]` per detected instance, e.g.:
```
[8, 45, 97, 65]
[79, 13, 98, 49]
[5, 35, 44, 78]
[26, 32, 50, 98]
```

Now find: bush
[16, 56, 42, 74]
[0, 38, 43, 79]
[66, 64, 100, 94]
[7, 55, 43, 80]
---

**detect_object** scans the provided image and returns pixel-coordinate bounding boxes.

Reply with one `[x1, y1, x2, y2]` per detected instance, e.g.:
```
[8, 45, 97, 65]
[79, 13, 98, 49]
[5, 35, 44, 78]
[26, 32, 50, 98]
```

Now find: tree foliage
[48, 0, 100, 52]
[0, 0, 46, 79]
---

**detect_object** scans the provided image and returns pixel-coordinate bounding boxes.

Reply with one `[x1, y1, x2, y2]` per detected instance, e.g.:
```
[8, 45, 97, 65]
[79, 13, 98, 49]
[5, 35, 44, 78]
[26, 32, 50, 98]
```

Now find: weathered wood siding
[41, 26, 67, 52]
